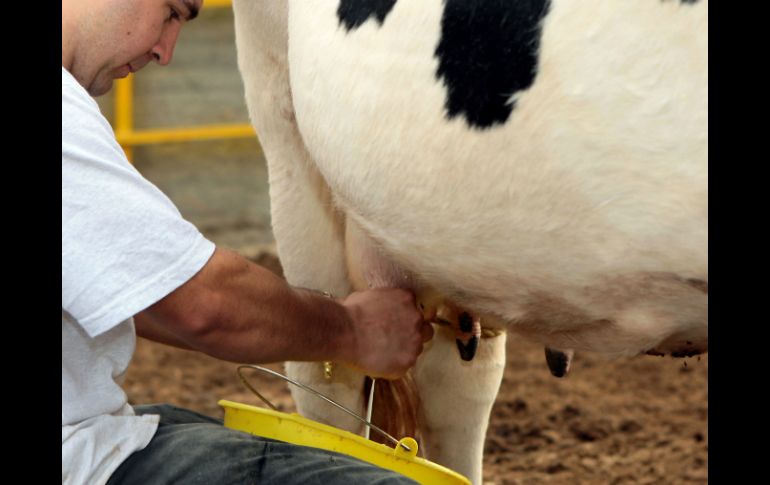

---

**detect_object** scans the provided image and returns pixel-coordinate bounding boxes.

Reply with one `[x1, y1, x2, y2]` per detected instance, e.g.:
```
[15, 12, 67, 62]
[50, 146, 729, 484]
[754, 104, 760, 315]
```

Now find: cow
[232, 0, 707, 482]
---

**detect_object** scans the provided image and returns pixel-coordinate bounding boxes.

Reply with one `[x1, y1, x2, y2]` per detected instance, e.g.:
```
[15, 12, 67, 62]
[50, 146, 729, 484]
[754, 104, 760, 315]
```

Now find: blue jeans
[106, 404, 418, 484]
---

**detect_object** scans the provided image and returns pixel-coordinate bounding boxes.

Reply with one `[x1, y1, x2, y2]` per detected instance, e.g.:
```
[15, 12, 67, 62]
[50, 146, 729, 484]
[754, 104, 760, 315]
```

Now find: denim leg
[106, 404, 418, 485]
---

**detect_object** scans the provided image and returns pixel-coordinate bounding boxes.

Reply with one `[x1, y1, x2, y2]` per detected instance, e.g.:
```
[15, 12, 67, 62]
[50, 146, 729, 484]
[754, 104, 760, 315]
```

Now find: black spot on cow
[458, 312, 473, 333]
[435, 0, 551, 129]
[337, 0, 397, 31]
[456, 336, 479, 361]
[544, 347, 569, 378]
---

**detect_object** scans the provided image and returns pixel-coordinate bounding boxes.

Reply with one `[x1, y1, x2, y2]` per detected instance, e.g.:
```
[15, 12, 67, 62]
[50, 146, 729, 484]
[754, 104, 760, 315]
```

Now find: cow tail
[363, 372, 421, 450]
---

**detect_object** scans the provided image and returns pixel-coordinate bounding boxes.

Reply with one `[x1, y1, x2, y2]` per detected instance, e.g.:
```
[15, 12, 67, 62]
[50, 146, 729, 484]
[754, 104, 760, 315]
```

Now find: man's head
[62, 0, 202, 96]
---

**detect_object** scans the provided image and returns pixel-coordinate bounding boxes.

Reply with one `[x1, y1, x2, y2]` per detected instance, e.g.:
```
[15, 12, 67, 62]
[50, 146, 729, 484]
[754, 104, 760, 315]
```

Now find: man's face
[74, 0, 201, 96]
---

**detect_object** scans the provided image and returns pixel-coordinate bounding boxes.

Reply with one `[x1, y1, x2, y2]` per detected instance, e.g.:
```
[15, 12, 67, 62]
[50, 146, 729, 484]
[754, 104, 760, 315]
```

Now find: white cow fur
[233, 0, 707, 482]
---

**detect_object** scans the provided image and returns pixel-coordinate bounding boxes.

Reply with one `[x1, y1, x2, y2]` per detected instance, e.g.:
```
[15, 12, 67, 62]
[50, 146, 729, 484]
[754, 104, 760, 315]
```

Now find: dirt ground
[111, 7, 707, 484]
[124, 252, 708, 485]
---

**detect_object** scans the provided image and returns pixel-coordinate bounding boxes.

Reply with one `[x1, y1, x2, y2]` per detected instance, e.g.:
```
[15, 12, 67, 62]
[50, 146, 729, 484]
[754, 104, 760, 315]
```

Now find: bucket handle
[237, 365, 411, 452]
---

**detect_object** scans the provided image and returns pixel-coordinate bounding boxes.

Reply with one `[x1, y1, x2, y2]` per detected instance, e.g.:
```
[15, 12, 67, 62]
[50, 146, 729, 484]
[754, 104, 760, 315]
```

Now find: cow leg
[413, 328, 507, 485]
[344, 217, 516, 477]
[289, 215, 421, 434]
[283, 361, 367, 434]
[233, 0, 365, 433]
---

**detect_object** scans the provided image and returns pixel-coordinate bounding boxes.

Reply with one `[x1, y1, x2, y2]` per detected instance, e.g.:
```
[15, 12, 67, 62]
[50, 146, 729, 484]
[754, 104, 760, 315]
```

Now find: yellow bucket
[219, 399, 470, 484]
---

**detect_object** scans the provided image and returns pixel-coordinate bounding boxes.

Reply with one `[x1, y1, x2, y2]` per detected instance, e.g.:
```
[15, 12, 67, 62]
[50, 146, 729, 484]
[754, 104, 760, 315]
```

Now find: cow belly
[287, 0, 707, 356]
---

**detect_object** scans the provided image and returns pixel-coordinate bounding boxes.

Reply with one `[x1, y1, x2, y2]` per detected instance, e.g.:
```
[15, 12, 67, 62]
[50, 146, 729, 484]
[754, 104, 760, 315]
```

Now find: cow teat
[456, 311, 481, 361]
[432, 303, 483, 361]
[544, 347, 574, 377]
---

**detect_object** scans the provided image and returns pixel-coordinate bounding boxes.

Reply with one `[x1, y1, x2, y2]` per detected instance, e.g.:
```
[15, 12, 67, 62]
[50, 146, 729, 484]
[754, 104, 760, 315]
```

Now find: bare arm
[135, 247, 432, 378]
[134, 312, 194, 350]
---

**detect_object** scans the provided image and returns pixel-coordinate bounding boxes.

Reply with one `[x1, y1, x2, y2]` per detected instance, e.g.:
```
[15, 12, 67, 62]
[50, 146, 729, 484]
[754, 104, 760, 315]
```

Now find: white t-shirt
[62, 67, 216, 485]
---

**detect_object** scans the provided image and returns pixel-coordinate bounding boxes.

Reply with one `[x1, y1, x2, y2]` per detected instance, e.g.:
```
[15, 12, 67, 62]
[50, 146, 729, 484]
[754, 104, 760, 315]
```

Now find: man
[62, 1, 432, 483]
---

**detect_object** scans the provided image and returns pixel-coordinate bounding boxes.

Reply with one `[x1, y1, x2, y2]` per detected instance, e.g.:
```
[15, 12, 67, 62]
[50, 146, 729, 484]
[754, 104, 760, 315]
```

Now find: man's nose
[151, 23, 181, 66]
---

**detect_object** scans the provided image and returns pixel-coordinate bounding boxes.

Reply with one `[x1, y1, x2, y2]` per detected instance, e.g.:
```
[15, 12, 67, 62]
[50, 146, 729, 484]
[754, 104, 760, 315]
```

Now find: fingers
[420, 305, 437, 322]
[346, 287, 434, 378]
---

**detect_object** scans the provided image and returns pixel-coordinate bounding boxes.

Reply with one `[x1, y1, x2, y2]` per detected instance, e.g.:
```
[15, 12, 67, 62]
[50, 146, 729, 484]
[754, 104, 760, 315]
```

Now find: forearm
[134, 311, 195, 351]
[201, 266, 356, 364]
[141, 248, 356, 365]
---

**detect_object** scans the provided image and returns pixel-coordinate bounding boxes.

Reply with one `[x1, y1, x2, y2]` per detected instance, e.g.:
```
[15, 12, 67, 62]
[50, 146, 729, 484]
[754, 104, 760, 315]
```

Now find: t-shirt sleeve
[62, 79, 216, 338]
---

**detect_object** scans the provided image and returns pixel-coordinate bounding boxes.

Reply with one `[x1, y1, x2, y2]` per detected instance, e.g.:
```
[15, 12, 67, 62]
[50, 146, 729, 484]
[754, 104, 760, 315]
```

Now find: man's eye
[168, 8, 180, 22]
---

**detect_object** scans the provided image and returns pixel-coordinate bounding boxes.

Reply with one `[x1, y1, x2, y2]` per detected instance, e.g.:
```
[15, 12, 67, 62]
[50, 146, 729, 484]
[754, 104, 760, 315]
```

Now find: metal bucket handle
[237, 365, 411, 451]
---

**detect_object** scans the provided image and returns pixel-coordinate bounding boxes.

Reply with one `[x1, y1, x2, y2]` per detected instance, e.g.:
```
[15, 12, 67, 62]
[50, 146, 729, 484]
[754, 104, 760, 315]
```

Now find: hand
[340, 288, 434, 379]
